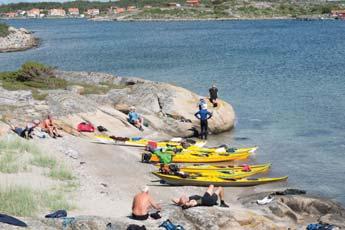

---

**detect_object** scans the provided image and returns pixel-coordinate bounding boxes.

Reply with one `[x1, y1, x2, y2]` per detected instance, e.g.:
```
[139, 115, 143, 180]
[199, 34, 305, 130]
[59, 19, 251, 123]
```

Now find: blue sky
[0, 0, 112, 4]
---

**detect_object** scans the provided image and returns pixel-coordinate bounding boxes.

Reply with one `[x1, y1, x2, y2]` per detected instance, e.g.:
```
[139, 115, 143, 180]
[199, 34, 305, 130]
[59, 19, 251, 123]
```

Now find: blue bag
[159, 219, 185, 230]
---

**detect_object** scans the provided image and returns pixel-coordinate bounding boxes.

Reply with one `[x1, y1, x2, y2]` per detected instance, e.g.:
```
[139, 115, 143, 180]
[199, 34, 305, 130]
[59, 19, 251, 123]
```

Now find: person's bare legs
[214, 187, 229, 208]
[205, 184, 214, 195]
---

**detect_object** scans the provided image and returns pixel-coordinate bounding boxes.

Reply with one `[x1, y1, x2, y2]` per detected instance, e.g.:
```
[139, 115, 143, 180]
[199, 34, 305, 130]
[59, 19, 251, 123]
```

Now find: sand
[34, 132, 288, 219]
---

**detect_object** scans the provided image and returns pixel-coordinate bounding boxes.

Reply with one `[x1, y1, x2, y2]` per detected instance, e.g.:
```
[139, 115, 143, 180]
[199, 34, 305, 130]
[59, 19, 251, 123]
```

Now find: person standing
[194, 104, 212, 140]
[209, 84, 218, 107]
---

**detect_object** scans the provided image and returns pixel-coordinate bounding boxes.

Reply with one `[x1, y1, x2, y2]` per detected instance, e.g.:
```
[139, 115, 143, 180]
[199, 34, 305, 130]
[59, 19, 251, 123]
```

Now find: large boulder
[239, 191, 345, 229]
[107, 81, 235, 137]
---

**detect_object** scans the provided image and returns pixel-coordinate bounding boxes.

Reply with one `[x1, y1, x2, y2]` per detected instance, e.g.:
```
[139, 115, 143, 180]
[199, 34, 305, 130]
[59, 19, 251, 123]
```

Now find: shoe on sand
[257, 195, 274, 205]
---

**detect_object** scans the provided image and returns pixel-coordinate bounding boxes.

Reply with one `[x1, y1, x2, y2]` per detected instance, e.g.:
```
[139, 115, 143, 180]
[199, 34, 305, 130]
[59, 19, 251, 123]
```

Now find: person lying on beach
[42, 114, 62, 138]
[132, 186, 161, 221]
[172, 184, 229, 209]
[10, 119, 40, 139]
[128, 106, 144, 131]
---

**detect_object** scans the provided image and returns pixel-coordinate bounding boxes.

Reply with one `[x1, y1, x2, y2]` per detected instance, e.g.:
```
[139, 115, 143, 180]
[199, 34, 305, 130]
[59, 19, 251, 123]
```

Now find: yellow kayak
[178, 163, 270, 171]
[185, 145, 258, 154]
[152, 172, 288, 187]
[148, 151, 251, 163]
[170, 164, 271, 179]
[93, 135, 206, 148]
[180, 164, 271, 177]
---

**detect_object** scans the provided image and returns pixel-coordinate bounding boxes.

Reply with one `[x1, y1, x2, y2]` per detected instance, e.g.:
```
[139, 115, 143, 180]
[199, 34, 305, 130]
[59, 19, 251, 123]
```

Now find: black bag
[97, 126, 108, 132]
[45, 210, 67, 218]
[141, 153, 152, 163]
[127, 224, 146, 230]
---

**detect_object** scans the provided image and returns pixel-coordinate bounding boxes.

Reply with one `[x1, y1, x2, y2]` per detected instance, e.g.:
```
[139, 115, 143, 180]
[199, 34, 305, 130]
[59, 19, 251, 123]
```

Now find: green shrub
[0, 23, 9, 37]
[0, 61, 67, 91]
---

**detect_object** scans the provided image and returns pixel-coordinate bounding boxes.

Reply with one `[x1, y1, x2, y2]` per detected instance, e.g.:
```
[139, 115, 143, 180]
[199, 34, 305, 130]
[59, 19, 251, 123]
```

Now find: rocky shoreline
[0, 70, 344, 229]
[0, 26, 39, 53]
[0, 70, 235, 137]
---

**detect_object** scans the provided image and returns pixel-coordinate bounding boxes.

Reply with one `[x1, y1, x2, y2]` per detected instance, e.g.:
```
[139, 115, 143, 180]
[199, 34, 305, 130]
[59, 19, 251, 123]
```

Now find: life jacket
[77, 122, 95, 132]
[147, 141, 158, 150]
[242, 164, 251, 172]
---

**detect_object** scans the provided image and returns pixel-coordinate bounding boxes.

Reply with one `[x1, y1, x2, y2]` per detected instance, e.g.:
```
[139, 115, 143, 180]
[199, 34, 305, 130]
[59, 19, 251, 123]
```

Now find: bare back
[132, 192, 151, 216]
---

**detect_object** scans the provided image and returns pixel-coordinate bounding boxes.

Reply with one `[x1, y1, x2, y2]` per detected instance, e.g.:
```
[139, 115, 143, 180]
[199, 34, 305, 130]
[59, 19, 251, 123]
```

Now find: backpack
[97, 125, 108, 132]
[45, 210, 67, 218]
[159, 219, 185, 230]
[77, 122, 95, 132]
[306, 223, 334, 230]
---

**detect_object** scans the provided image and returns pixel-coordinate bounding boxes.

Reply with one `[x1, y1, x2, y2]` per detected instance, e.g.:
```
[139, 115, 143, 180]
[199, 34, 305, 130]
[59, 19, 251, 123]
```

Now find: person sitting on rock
[209, 84, 218, 107]
[132, 186, 161, 221]
[10, 119, 40, 139]
[172, 184, 229, 209]
[194, 103, 212, 140]
[128, 106, 144, 131]
[42, 114, 62, 138]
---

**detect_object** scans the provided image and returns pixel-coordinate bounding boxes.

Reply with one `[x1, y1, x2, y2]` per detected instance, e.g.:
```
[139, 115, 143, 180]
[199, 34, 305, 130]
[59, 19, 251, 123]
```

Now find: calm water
[1, 19, 345, 204]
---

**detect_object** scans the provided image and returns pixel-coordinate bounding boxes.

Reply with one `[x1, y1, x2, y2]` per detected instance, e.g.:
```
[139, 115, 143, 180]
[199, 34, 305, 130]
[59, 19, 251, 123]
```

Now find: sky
[0, 0, 111, 4]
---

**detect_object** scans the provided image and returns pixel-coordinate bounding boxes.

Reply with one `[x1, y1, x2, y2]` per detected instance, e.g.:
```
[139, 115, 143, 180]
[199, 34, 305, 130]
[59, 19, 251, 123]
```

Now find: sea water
[1, 19, 345, 204]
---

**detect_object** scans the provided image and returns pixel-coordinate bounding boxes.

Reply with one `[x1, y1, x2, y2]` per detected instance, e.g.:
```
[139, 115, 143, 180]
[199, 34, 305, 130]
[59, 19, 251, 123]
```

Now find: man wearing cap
[132, 186, 161, 220]
[194, 103, 212, 140]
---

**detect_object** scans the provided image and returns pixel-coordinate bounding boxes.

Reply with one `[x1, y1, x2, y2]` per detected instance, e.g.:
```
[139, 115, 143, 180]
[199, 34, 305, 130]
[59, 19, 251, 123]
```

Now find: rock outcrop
[53, 70, 236, 137]
[1, 193, 344, 230]
[0, 26, 38, 53]
[0, 70, 235, 137]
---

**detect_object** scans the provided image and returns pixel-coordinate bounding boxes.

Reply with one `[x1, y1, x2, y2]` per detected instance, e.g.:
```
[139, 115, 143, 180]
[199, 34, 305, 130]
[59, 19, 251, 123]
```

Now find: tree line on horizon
[0, 0, 187, 13]
[0, 0, 343, 17]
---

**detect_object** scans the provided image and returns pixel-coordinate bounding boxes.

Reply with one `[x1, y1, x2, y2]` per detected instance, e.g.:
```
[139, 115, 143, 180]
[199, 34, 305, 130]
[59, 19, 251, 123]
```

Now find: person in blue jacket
[128, 106, 144, 131]
[194, 104, 212, 140]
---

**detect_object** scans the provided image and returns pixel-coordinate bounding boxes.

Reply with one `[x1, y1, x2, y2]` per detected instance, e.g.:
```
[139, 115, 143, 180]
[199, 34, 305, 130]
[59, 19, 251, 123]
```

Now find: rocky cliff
[0, 26, 38, 53]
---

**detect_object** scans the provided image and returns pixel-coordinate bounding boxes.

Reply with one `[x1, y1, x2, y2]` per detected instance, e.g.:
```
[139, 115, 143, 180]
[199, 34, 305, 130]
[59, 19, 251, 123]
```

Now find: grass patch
[68, 82, 126, 95]
[49, 166, 74, 181]
[32, 89, 48, 100]
[41, 191, 74, 211]
[0, 151, 20, 173]
[0, 187, 37, 216]
[0, 135, 41, 156]
[31, 154, 57, 169]
[0, 136, 37, 173]
[0, 23, 9, 37]
[0, 186, 75, 216]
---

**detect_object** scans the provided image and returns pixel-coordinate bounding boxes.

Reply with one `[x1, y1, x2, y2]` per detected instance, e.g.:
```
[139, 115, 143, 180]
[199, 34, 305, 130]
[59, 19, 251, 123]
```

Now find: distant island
[1, 0, 345, 21]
